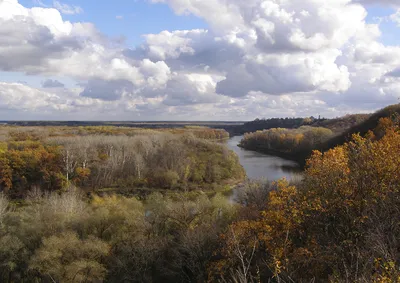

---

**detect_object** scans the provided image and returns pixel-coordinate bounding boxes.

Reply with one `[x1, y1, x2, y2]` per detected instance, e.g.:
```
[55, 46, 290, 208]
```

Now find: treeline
[239, 126, 334, 161]
[0, 126, 243, 197]
[236, 117, 311, 135]
[314, 113, 370, 133]
[238, 107, 396, 164]
[232, 114, 369, 136]
[0, 117, 399, 282]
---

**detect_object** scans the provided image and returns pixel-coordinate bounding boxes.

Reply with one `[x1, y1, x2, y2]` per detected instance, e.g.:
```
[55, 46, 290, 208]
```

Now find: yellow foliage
[217, 121, 400, 281]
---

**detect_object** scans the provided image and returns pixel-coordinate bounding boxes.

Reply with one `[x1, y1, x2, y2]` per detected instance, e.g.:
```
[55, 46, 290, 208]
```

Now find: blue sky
[0, 0, 400, 120]
[20, 0, 208, 46]
[365, 5, 400, 46]
[17, 0, 398, 47]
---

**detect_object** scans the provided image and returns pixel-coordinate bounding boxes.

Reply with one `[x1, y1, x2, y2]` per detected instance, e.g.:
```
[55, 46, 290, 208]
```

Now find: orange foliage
[215, 119, 400, 282]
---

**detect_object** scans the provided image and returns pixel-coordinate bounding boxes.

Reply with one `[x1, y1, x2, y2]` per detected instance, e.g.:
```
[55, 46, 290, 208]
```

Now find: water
[226, 136, 302, 181]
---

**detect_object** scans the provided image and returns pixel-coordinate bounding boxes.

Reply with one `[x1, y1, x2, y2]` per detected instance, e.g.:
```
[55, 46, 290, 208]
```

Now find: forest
[0, 126, 243, 198]
[0, 105, 399, 282]
[239, 106, 400, 165]
[0, 114, 399, 282]
[239, 126, 334, 162]
[231, 113, 370, 136]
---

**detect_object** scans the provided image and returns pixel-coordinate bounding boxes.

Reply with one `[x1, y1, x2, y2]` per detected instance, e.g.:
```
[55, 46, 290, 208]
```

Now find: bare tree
[229, 227, 257, 283]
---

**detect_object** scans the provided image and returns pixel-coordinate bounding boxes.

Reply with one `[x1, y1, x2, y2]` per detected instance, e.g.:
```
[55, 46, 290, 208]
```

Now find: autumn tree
[215, 119, 400, 282]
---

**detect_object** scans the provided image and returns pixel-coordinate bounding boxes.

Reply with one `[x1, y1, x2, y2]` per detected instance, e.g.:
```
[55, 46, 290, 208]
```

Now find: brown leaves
[217, 121, 400, 281]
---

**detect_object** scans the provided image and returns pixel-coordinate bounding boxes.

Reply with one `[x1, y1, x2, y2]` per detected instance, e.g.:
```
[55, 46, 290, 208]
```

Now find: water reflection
[226, 136, 302, 181]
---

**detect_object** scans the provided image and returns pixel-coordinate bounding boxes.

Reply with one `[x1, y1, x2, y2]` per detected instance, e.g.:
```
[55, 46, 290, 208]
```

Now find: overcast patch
[353, 0, 400, 7]
[80, 79, 134, 101]
[42, 79, 65, 88]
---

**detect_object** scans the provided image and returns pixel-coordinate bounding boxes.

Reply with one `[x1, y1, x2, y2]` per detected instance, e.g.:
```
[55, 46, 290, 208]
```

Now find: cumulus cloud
[140, 0, 400, 115]
[0, 0, 399, 120]
[142, 0, 362, 97]
[0, 82, 67, 111]
[0, 0, 172, 88]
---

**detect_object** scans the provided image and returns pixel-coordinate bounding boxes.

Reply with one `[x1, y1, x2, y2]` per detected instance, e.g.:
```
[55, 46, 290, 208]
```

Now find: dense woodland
[313, 114, 370, 133]
[238, 106, 399, 164]
[239, 126, 334, 160]
[0, 114, 399, 282]
[0, 126, 243, 198]
[233, 113, 370, 136]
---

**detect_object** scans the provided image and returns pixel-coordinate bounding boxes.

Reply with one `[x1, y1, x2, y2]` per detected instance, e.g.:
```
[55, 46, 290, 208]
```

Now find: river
[226, 136, 302, 181]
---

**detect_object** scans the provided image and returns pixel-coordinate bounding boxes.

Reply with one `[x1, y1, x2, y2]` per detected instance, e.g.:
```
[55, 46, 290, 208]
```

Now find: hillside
[319, 104, 400, 152]
[314, 113, 370, 133]
[239, 104, 399, 166]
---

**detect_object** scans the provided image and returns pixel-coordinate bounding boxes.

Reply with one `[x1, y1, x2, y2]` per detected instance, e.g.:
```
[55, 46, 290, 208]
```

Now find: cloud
[53, 1, 83, 15]
[80, 79, 133, 101]
[353, 0, 400, 7]
[0, 82, 67, 111]
[42, 79, 65, 88]
[133, 0, 399, 117]
[0, 0, 171, 88]
[116, 15, 123, 20]
[387, 68, 400, 77]
[141, 72, 226, 106]
[142, 0, 362, 97]
[33, 0, 48, 7]
[390, 9, 400, 26]
[0, 0, 399, 120]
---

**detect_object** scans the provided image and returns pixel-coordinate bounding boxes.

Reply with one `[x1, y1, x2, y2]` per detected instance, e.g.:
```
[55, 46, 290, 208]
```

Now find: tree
[29, 232, 110, 283]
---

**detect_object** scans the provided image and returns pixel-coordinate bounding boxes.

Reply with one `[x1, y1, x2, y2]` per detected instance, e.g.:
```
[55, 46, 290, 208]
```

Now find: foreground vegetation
[0, 115, 399, 282]
[0, 126, 244, 198]
[0, 189, 237, 282]
[216, 116, 400, 282]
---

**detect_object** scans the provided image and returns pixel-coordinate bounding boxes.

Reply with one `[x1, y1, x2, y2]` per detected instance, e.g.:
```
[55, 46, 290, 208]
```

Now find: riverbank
[90, 178, 245, 200]
[226, 136, 303, 181]
[237, 143, 309, 167]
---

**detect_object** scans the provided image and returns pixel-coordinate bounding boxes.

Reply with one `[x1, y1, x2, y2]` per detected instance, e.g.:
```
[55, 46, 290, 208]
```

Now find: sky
[1, 0, 400, 121]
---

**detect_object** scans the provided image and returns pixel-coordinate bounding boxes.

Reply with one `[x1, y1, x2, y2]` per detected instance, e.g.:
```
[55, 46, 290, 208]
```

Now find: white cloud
[0, 0, 171, 87]
[0, 82, 67, 111]
[116, 15, 123, 20]
[0, 0, 399, 120]
[53, 1, 83, 15]
[142, 0, 363, 97]
[390, 9, 400, 26]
